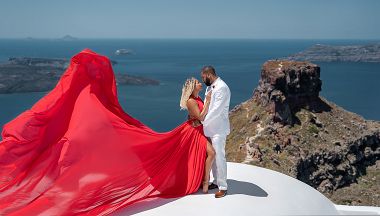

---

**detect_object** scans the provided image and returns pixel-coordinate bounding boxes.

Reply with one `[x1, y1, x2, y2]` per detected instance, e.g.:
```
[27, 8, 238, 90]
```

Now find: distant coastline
[0, 57, 159, 94]
[285, 44, 380, 63]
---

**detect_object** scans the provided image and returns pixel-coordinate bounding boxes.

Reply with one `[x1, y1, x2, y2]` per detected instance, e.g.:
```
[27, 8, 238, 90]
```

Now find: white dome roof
[114, 162, 380, 215]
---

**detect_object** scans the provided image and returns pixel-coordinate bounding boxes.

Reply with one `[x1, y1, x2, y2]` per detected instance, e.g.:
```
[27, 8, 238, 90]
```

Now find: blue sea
[0, 39, 379, 137]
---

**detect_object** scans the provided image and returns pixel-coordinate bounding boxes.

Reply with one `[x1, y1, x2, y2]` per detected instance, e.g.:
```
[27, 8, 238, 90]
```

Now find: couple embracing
[180, 66, 231, 198]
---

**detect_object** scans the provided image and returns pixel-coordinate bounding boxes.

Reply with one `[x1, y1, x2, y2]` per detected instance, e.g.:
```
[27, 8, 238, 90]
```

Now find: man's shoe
[215, 190, 227, 198]
[208, 183, 218, 190]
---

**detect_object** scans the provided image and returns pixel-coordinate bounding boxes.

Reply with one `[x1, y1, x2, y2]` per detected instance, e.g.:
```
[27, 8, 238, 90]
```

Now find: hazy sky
[0, 0, 379, 39]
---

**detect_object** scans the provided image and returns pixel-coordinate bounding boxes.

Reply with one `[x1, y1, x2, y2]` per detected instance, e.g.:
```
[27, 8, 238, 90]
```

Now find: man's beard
[204, 77, 212, 86]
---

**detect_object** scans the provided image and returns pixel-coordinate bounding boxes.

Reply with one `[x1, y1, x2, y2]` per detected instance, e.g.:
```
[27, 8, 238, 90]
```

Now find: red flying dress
[0, 49, 207, 215]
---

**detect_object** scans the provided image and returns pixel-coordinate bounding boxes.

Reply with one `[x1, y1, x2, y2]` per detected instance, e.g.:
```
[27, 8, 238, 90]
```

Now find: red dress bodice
[187, 95, 204, 122]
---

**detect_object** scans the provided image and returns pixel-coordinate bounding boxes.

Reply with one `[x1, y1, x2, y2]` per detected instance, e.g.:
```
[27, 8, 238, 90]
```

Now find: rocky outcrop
[253, 60, 324, 125]
[286, 44, 380, 62]
[227, 60, 380, 206]
[0, 57, 159, 94]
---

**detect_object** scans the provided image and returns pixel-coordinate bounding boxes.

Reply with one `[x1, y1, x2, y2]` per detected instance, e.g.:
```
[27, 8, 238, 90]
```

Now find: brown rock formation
[227, 60, 380, 206]
[253, 60, 328, 125]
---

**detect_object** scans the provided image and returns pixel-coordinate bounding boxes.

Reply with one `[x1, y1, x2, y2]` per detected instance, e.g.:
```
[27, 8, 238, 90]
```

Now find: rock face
[296, 132, 380, 193]
[227, 60, 380, 206]
[286, 44, 380, 62]
[253, 60, 323, 125]
[0, 57, 159, 94]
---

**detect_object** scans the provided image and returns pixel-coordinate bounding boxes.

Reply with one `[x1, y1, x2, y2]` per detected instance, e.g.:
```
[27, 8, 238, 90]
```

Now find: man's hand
[191, 120, 202, 127]
[206, 90, 212, 102]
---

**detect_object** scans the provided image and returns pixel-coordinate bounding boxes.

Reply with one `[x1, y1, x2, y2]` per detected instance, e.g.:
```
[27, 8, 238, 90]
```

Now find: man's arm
[203, 87, 228, 125]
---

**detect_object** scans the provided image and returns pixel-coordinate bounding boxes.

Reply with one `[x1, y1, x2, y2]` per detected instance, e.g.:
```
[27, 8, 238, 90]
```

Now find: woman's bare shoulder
[186, 98, 199, 111]
[186, 98, 197, 106]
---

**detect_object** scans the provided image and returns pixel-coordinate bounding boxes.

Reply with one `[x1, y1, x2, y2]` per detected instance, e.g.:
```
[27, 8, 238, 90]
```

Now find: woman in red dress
[180, 77, 216, 193]
[0, 49, 214, 215]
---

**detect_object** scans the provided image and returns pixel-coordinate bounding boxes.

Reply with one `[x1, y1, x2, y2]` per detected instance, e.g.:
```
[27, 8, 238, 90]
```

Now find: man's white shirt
[202, 77, 231, 137]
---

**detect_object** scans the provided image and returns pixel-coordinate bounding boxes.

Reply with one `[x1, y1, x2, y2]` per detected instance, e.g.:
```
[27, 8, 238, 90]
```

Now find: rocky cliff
[227, 60, 380, 206]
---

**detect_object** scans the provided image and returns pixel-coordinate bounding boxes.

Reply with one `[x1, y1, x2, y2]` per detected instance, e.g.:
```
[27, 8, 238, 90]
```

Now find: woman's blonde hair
[180, 77, 197, 110]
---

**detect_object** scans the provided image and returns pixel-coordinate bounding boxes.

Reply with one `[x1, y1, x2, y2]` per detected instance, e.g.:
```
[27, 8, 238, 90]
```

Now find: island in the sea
[59, 35, 78, 41]
[286, 44, 380, 62]
[0, 57, 159, 94]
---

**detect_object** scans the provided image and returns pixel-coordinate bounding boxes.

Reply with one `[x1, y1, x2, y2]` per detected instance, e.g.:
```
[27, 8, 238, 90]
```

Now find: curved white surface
[113, 162, 379, 216]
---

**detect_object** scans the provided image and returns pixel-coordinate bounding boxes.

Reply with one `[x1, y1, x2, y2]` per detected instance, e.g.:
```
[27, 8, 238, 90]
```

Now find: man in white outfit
[200, 66, 231, 198]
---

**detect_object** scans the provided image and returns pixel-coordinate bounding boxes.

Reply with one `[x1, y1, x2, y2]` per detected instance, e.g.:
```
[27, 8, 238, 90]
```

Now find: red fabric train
[0, 49, 207, 215]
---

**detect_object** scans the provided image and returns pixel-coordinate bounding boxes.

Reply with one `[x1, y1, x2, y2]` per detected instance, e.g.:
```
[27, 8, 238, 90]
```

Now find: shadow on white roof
[113, 162, 380, 215]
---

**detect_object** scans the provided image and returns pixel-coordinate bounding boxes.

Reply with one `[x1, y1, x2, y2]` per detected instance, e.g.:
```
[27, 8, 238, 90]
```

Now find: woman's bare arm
[186, 97, 210, 121]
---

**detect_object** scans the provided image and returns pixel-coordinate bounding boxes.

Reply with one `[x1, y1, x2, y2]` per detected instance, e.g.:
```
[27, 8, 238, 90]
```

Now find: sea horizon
[0, 39, 379, 135]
